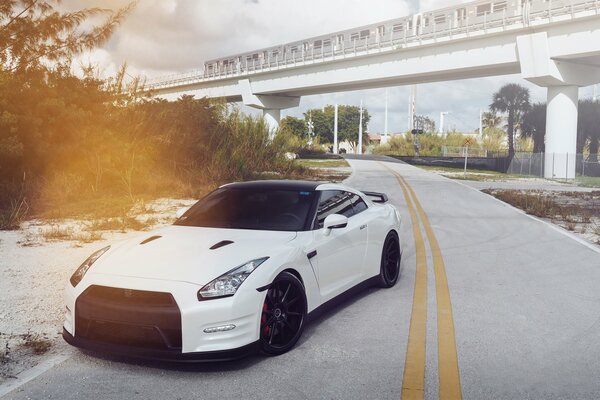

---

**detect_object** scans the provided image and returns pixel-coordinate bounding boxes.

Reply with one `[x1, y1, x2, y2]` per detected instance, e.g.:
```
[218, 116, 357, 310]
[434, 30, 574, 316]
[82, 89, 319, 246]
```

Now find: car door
[309, 190, 368, 300]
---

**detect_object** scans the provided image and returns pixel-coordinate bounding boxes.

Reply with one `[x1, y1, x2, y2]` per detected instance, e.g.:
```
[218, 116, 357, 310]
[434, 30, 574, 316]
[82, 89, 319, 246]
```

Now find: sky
[63, 0, 598, 134]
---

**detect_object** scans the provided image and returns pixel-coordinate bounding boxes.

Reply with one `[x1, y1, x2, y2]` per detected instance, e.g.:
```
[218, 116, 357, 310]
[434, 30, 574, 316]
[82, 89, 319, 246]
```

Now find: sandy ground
[0, 198, 196, 383]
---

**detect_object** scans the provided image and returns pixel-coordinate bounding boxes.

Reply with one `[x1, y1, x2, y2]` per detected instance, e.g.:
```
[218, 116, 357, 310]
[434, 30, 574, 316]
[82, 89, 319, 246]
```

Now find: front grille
[75, 285, 182, 350]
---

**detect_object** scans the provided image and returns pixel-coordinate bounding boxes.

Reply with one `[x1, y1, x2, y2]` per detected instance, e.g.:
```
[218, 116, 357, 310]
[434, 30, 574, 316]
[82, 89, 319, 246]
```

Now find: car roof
[220, 180, 357, 194]
[221, 180, 324, 191]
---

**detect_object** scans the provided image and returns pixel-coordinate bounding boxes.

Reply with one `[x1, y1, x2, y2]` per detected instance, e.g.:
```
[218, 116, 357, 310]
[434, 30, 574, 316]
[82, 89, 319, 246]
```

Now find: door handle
[360, 224, 367, 230]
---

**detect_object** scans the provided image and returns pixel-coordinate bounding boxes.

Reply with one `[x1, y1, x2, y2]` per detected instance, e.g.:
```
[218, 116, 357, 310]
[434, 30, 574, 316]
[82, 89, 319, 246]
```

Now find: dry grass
[20, 333, 52, 355]
[483, 189, 600, 244]
[85, 215, 150, 232]
[41, 226, 74, 241]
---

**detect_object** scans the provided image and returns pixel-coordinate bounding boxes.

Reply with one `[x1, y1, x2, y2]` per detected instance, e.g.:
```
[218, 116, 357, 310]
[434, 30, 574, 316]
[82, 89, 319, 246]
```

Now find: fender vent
[140, 235, 162, 245]
[210, 240, 234, 250]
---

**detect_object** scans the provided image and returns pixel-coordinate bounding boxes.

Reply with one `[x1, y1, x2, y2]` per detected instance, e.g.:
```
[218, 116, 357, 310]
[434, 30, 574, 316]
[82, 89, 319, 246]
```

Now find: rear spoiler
[362, 191, 389, 204]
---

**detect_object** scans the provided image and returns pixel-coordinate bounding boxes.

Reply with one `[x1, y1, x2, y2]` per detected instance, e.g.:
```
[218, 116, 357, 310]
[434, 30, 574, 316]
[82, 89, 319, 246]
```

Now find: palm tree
[521, 102, 546, 153]
[490, 83, 531, 158]
[481, 111, 503, 131]
[578, 99, 600, 161]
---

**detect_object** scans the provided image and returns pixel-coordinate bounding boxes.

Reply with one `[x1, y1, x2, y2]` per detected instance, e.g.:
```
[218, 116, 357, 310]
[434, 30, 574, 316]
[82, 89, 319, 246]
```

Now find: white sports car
[63, 180, 402, 361]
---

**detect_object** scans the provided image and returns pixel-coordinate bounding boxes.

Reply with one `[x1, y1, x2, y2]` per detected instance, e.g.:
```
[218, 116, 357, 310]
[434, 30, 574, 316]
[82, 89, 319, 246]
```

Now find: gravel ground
[0, 198, 196, 383]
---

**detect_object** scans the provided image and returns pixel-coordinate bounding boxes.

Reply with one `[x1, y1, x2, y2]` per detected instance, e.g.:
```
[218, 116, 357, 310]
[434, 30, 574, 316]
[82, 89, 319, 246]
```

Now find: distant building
[368, 133, 382, 145]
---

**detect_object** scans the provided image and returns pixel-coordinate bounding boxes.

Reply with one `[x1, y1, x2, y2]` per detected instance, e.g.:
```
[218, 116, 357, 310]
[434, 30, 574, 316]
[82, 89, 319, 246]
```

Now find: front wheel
[378, 231, 401, 288]
[260, 272, 307, 356]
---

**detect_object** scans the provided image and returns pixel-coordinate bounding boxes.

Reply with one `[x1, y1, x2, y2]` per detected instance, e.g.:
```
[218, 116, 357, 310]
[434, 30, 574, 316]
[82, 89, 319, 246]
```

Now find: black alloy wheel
[260, 272, 307, 356]
[379, 231, 401, 288]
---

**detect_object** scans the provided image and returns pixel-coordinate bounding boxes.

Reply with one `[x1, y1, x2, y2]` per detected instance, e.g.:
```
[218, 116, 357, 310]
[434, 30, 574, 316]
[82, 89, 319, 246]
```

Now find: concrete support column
[544, 85, 578, 179]
[262, 109, 281, 140]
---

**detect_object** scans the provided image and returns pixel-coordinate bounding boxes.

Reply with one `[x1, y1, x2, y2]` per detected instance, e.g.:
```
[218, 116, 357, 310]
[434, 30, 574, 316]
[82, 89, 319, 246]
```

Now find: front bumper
[64, 275, 266, 357]
[63, 328, 258, 362]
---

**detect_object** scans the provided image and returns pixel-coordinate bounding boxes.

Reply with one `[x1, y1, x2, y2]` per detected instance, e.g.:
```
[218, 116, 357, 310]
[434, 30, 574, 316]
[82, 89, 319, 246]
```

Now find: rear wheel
[379, 231, 401, 288]
[260, 272, 307, 356]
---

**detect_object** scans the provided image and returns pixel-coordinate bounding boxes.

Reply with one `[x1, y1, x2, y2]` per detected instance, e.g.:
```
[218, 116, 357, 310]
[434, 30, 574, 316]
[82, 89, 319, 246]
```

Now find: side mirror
[323, 214, 348, 235]
[175, 207, 190, 219]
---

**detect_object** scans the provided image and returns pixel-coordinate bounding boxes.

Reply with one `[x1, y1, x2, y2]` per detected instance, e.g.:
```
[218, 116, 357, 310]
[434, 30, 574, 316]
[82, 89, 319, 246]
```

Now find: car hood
[90, 225, 297, 285]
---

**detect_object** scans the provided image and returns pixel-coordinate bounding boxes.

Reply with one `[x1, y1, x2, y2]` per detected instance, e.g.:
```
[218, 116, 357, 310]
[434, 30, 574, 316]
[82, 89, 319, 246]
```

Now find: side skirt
[306, 276, 380, 323]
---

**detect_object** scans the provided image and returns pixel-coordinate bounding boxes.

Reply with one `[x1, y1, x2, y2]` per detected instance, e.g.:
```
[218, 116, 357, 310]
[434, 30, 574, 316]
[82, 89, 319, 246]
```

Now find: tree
[490, 83, 530, 158]
[521, 102, 546, 153]
[303, 105, 370, 149]
[279, 116, 307, 139]
[578, 99, 600, 161]
[482, 111, 503, 130]
[0, 1, 134, 73]
[413, 115, 435, 133]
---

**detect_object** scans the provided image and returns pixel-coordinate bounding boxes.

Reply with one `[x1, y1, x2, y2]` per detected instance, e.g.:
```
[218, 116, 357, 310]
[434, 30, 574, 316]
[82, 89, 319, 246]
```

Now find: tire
[378, 231, 401, 288]
[259, 272, 307, 356]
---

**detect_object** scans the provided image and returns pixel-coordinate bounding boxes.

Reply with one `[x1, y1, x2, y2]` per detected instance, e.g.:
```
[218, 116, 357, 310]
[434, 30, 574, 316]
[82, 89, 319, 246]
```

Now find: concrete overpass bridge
[147, 0, 600, 179]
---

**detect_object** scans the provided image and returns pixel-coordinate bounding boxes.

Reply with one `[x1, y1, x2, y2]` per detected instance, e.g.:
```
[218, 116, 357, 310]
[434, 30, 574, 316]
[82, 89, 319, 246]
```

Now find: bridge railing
[145, 0, 600, 91]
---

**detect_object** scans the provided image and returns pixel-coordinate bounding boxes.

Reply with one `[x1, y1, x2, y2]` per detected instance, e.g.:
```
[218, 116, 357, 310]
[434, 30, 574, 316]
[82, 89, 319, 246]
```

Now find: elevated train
[202, 0, 588, 78]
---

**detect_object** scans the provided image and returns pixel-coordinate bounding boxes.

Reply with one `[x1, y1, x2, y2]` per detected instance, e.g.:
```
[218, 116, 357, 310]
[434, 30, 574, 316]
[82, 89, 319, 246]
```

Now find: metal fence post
[582, 156, 586, 176]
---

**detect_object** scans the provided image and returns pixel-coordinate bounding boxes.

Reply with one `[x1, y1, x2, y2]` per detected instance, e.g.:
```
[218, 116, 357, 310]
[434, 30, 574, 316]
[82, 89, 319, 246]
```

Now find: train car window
[350, 32, 359, 41]
[323, 39, 331, 48]
[336, 34, 344, 45]
[434, 14, 446, 24]
[456, 8, 467, 20]
[493, 1, 508, 12]
[360, 29, 370, 39]
[477, 4, 492, 16]
[303, 42, 310, 51]
[252, 54, 259, 60]
[290, 46, 297, 53]
[377, 25, 386, 37]
[314, 40, 322, 49]
[392, 23, 403, 32]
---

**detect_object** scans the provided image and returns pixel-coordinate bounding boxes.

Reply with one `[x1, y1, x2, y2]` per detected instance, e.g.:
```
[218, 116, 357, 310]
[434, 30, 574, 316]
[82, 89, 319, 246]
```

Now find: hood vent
[210, 240, 234, 250]
[140, 235, 162, 245]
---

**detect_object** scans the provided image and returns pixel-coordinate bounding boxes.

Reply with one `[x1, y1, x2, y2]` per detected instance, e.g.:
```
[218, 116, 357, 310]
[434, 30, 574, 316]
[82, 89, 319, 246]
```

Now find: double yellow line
[383, 164, 462, 400]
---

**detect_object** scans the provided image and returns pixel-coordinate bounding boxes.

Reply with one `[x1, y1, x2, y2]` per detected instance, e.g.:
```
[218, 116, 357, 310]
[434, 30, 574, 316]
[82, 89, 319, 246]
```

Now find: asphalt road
[4, 159, 600, 400]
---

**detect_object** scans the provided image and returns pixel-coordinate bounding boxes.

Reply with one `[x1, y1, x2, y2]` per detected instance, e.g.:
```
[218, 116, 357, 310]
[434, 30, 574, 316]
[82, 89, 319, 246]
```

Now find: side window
[314, 191, 354, 229]
[351, 195, 368, 215]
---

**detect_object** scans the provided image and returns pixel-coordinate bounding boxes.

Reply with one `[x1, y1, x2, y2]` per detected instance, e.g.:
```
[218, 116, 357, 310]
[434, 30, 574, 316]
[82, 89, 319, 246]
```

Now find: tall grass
[0, 106, 308, 228]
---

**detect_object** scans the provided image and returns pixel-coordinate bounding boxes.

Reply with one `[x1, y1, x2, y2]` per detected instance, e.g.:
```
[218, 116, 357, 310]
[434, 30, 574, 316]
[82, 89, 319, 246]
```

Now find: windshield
[174, 187, 316, 231]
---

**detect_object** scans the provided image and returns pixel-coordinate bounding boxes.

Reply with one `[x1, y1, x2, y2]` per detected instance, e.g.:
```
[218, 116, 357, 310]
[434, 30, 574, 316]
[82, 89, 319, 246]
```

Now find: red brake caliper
[261, 303, 270, 336]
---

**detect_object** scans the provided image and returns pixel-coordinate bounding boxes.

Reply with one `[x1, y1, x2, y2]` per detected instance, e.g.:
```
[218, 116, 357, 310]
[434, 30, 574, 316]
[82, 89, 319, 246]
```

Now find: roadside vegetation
[483, 189, 600, 244]
[416, 165, 521, 181]
[0, 2, 331, 232]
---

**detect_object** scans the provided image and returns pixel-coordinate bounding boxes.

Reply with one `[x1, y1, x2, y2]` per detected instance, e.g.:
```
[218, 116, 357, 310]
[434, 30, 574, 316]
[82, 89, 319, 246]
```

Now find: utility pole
[383, 89, 389, 144]
[333, 104, 339, 154]
[439, 111, 449, 135]
[409, 85, 417, 131]
[307, 110, 314, 146]
[358, 100, 363, 155]
[479, 109, 484, 137]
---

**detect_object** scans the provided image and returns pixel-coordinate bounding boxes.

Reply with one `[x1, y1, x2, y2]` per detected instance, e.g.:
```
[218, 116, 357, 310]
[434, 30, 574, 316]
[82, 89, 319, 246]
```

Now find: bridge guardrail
[145, 0, 600, 91]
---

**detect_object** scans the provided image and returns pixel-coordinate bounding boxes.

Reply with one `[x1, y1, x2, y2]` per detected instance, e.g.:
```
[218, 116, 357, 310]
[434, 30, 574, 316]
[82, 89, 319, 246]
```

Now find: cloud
[62, 0, 598, 134]
[65, 0, 414, 75]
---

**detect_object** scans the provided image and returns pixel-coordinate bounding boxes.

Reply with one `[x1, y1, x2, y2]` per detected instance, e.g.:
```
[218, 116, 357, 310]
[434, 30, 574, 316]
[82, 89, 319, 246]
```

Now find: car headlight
[70, 246, 110, 287]
[198, 257, 269, 300]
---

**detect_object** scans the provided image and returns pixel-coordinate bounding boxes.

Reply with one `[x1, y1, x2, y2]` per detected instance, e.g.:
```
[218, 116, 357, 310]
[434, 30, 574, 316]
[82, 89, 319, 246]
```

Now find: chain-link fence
[507, 153, 600, 178]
